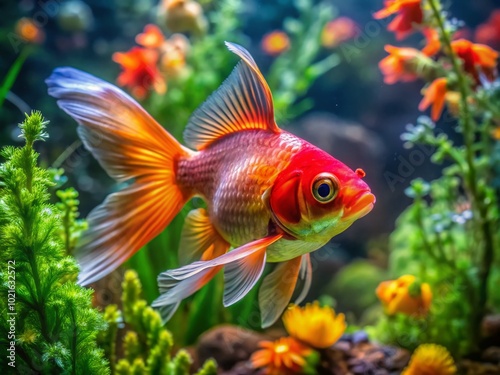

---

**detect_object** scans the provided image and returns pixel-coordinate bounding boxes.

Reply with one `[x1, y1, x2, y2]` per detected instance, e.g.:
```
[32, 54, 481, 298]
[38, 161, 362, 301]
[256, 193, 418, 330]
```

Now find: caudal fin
[46, 68, 193, 285]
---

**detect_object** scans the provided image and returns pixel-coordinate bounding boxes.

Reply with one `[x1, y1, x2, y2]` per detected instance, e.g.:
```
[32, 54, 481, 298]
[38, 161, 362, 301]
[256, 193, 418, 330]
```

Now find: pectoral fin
[153, 234, 282, 321]
[258, 253, 313, 328]
[295, 253, 312, 304]
[258, 256, 302, 328]
[179, 208, 229, 265]
[223, 245, 267, 307]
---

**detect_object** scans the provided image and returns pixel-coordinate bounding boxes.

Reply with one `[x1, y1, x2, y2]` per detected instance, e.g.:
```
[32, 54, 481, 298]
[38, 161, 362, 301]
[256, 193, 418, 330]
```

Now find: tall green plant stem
[428, 0, 496, 349]
[22, 132, 52, 344]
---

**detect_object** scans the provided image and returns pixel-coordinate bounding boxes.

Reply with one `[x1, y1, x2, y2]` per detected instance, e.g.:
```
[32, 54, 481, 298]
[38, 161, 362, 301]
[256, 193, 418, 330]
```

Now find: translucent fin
[258, 256, 302, 328]
[223, 246, 267, 307]
[158, 302, 180, 322]
[183, 42, 280, 150]
[295, 253, 312, 304]
[46, 68, 193, 285]
[178, 208, 230, 265]
[153, 234, 282, 319]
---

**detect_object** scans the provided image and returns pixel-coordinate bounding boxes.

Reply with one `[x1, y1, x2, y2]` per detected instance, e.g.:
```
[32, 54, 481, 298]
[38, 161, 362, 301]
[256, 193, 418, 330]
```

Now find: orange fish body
[47, 42, 375, 327]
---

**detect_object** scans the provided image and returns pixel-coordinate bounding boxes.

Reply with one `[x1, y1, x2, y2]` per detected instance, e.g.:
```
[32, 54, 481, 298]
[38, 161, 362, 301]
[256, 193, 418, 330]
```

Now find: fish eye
[311, 173, 339, 203]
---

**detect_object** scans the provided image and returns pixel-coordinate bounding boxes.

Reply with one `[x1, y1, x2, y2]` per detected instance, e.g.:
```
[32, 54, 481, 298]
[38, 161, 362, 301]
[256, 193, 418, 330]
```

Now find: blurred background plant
[364, 0, 500, 359]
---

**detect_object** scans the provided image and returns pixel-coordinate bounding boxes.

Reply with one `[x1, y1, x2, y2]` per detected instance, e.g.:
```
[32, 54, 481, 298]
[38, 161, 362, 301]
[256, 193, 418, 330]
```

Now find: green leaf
[0, 48, 30, 108]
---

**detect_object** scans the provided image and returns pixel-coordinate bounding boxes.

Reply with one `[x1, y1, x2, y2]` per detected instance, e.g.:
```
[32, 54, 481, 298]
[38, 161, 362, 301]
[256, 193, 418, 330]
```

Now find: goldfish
[46, 42, 375, 327]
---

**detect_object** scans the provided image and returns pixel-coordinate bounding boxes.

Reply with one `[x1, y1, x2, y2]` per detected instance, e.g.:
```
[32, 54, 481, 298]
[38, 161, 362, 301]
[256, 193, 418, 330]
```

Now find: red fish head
[267, 145, 375, 242]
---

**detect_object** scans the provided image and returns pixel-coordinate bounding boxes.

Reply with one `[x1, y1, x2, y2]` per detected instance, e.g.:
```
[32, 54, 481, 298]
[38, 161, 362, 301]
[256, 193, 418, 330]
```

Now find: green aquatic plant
[371, 0, 500, 356]
[266, 0, 340, 121]
[0, 48, 30, 109]
[0, 112, 109, 373]
[56, 187, 88, 256]
[99, 270, 217, 375]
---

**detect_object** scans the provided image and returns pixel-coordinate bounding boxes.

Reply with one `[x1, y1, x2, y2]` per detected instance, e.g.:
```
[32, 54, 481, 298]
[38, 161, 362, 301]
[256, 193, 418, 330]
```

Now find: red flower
[451, 39, 499, 83]
[321, 17, 358, 48]
[112, 47, 166, 99]
[419, 78, 448, 121]
[374, 0, 423, 40]
[379, 45, 421, 84]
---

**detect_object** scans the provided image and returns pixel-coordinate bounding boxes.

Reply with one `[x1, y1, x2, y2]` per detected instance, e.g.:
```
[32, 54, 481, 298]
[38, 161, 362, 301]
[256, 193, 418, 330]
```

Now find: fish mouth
[345, 191, 376, 220]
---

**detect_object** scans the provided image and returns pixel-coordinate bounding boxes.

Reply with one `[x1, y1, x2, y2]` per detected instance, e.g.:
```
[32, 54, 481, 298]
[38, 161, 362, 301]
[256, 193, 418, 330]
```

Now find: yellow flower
[282, 302, 346, 349]
[251, 337, 312, 375]
[402, 344, 457, 375]
[376, 275, 432, 317]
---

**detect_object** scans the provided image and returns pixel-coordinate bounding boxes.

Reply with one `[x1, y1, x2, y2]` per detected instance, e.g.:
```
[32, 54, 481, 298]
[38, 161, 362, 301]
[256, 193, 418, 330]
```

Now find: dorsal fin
[183, 42, 281, 150]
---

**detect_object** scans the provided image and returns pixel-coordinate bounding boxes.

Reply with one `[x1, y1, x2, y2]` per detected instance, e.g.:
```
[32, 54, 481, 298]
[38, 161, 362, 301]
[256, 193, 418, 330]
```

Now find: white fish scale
[177, 130, 303, 246]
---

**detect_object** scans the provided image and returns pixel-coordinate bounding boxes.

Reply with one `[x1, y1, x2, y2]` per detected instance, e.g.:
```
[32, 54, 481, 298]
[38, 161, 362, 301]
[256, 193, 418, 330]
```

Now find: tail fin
[46, 68, 193, 285]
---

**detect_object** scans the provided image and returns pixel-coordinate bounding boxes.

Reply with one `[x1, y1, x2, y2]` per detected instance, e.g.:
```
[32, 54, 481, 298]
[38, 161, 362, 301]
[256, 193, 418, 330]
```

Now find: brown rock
[460, 359, 500, 375]
[196, 325, 271, 370]
[482, 346, 500, 364]
[482, 315, 500, 346]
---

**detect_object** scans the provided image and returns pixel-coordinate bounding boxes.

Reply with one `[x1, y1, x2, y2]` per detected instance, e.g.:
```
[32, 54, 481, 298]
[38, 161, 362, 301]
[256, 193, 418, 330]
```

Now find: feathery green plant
[56, 187, 88, 256]
[99, 270, 217, 375]
[0, 111, 109, 374]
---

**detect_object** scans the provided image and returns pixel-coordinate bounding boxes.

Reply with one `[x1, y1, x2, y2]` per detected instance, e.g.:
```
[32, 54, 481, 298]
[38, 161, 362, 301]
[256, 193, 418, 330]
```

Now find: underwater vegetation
[1, 0, 500, 374]
[0, 112, 108, 373]
[369, 0, 500, 360]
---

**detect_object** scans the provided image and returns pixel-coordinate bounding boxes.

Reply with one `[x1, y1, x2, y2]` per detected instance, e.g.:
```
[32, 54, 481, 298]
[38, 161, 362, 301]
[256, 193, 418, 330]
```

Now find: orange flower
[402, 344, 457, 375]
[422, 28, 441, 56]
[15, 17, 45, 44]
[136, 24, 165, 49]
[379, 45, 421, 84]
[451, 39, 499, 83]
[251, 337, 312, 375]
[376, 275, 432, 317]
[419, 78, 448, 121]
[112, 47, 166, 99]
[321, 17, 358, 48]
[261, 31, 290, 56]
[373, 0, 423, 40]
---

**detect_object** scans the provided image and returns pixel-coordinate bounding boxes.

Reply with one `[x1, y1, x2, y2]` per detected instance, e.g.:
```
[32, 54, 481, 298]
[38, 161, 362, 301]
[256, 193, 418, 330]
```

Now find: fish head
[267, 145, 375, 243]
